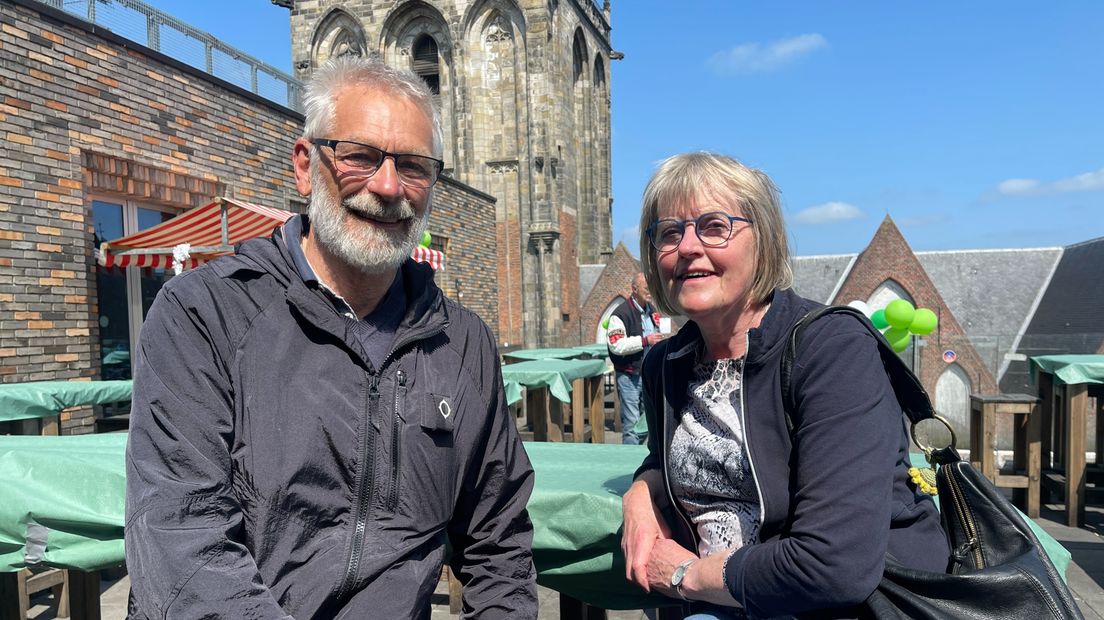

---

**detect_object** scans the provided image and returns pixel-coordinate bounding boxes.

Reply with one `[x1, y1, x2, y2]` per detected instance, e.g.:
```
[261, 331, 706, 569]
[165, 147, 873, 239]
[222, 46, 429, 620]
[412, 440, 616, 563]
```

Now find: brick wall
[430, 177, 498, 337]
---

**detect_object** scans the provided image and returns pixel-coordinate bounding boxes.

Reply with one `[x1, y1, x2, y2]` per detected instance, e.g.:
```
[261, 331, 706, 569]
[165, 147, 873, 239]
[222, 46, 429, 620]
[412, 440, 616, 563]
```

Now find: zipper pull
[369, 373, 381, 398]
[951, 538, 978, 565]
[396, 370, 406, 387]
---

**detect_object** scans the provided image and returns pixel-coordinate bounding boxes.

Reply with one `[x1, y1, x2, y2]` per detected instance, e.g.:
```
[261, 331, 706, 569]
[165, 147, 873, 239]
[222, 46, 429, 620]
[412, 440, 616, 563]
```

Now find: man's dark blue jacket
[125, 218, 536, 619]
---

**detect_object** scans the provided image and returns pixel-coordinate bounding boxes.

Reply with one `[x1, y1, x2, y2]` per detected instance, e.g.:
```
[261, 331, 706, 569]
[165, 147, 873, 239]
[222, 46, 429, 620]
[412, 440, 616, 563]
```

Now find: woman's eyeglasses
[645, 212, 753, 252]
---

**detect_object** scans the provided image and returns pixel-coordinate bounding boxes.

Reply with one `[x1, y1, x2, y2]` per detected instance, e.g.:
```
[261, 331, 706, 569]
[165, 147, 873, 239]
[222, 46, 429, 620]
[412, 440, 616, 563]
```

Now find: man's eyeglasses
[311, 138, 444, 189]
[645, 212, 753, 252]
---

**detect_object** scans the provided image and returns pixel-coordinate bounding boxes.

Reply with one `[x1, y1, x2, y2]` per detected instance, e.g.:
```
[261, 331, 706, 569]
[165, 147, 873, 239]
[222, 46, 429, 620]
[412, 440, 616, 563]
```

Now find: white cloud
[1053, 168, 1104, 192]
[994, 167, 1104, 197]
[793, 202, 863, 225]
[708, 34, 827, 75]
[996, 178, 1041, 195]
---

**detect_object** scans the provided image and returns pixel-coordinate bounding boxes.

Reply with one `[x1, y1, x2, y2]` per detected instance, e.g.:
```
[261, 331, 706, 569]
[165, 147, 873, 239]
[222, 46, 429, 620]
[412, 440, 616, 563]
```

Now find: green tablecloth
[1032, 355, 1104, 386]
[571, 343, 611, 358]
[0, 437, 1071, 609]
[0, 380, 133, 422]
[0, 435, 658, 608]
[504, 348, 592, 362]
[501, 358, 608, 406]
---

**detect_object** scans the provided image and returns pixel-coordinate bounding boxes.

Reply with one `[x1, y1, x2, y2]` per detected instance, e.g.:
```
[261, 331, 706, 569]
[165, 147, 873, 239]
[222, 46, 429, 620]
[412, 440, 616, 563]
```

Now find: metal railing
[36, 0, 302, 111]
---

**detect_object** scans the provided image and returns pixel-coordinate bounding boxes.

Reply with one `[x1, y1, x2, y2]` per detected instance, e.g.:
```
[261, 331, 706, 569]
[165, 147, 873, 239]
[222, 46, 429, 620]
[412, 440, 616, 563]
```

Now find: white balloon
[847, 299, 871, 316]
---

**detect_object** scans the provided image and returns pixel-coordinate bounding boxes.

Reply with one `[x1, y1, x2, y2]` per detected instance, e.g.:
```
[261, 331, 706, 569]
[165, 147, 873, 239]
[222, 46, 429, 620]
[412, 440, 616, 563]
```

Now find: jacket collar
[234, 216, 449, 354]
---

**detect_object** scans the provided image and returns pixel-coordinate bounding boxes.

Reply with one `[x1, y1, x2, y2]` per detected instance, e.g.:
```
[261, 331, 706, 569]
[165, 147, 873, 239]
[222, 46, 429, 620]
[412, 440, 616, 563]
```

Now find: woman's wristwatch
[671, 558, 696, 600]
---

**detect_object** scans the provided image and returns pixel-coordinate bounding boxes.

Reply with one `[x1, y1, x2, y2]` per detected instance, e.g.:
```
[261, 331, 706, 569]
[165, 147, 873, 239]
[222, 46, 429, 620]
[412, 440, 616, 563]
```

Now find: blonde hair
[638, 152, 792, 315]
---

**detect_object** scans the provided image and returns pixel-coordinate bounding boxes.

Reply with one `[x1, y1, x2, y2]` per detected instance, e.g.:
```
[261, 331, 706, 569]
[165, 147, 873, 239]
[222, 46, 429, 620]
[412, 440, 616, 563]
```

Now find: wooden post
[1066, 385, 1089, 527]
[1026, 400, 1042, 518]
[1039, 371, 1054, 468]
[0, 571, 29, 620]
[571, 378, 586, 443]
[588, 376, 604, 444]
[67, 570, 101, 620]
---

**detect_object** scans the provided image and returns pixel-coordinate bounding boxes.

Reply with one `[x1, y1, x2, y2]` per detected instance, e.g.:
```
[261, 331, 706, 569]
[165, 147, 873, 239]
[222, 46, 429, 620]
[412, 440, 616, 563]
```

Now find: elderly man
[607, 272, 664, 444]
[125, 56, 537, 618]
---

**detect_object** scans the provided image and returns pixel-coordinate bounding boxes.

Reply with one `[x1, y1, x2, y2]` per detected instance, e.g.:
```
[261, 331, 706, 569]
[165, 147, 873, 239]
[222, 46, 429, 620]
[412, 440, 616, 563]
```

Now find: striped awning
[96, 197, 444, 271]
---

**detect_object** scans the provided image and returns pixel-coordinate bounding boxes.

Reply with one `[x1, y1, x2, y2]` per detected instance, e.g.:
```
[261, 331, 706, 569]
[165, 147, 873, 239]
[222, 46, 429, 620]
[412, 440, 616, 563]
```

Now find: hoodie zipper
[387, 370, 407, 511]
[336, 372, 381, 602]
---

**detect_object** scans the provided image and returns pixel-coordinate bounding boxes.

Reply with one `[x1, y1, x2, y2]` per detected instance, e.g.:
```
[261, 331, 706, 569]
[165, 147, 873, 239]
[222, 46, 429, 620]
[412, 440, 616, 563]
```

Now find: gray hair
[638, 151, 793, 315]
[301, 54, 443, 158]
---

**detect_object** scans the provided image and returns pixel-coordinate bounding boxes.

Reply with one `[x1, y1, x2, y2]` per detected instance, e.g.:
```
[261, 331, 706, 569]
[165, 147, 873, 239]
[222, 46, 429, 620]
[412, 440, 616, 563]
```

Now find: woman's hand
[621, 473, 672, 590]
[644, 538, 698, 598]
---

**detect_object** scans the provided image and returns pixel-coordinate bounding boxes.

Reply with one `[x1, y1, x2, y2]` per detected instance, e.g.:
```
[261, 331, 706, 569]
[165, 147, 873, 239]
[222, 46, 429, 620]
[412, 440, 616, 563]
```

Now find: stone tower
[286, 0, 614, 348]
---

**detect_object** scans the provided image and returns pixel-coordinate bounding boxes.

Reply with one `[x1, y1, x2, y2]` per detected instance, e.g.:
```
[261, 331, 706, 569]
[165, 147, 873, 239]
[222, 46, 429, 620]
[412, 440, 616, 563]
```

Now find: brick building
[285, 0, 616, 348]
[0, 0, 498, 432]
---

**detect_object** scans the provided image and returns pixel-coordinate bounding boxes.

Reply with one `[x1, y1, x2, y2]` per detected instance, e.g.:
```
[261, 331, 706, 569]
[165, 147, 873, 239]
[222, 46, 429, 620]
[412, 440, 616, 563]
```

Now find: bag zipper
[944, 463, 984, 569]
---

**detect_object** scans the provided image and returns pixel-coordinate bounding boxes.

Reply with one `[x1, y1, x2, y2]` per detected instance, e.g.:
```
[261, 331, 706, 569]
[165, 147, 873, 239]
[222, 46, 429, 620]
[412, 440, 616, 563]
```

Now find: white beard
[308, 161, 428, 275]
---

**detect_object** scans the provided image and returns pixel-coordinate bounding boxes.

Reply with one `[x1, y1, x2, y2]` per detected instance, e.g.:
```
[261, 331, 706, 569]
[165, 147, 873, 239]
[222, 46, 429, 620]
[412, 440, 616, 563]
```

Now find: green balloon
[870, 309, 889, 329]
[909, 308, 938, 335]
[884, 327, 910, 353]
[601, 318, 609, 329]
[885, 299, 916, 329]
[420, 230, 432, 248]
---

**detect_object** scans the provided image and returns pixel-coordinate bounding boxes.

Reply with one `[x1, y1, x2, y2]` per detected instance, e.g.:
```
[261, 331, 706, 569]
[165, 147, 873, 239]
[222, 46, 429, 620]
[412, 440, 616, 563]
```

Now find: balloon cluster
[868, 300, 937, 353]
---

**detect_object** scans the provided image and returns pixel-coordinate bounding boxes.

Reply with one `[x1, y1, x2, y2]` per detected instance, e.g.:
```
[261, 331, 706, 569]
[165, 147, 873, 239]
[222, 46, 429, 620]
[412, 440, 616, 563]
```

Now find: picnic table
[1032, 355, 1104, 527]
[0, 435, 666, 614]
[501, 358, 609, 442]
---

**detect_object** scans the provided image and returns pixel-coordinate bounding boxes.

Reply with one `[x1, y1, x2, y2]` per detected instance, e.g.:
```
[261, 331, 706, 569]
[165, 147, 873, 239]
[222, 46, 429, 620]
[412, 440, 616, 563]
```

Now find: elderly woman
[621, 152, 947, 618]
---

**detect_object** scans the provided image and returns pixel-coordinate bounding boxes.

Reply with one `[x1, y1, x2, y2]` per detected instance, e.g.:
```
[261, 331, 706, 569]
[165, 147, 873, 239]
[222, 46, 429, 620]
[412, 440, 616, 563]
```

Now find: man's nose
[367, 156, 405, 202]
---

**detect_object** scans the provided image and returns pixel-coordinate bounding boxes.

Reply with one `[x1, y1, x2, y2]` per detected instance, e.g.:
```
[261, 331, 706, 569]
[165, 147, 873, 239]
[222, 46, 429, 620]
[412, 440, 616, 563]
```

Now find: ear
[292, 138, 313, 196]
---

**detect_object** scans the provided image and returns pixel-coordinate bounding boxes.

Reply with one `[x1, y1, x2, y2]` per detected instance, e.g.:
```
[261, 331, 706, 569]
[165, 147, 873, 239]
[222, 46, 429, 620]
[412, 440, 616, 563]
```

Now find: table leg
[1027, 404, 1042, 519]
[1066, 384, 1089, 528]
[1039, 372, 1054, 469]
[529, 388, 548, 442]
[0, 571, 29, 620]
[559, 592, 607, 619]
[588, 376, 604, 444]
[67, 570, 101, 620]
[548, 393, 564, 443]
[571, 378, 586, 443]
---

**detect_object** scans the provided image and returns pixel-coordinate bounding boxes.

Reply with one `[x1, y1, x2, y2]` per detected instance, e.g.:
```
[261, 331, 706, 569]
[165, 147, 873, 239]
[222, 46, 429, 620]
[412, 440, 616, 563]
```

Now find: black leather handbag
[782, 306, 1083, 620]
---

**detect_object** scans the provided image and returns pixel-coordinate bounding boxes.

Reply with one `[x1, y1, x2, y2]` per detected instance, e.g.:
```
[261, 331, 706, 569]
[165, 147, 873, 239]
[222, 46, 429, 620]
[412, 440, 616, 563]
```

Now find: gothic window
[572, 32, 587, 84]
[412, 34, 440, 95]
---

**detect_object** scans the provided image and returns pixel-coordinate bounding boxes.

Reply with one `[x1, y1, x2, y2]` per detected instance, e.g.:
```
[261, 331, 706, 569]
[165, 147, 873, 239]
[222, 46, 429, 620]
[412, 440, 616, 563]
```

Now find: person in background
[620, 152, 946, 618]
[125, 55, 537, 619]
[607, 272, 665, 444]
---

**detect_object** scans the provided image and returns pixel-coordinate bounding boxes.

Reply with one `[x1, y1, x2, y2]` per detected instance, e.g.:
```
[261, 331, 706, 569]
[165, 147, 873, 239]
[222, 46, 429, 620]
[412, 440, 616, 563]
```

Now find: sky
[140, 1, 1104, 257]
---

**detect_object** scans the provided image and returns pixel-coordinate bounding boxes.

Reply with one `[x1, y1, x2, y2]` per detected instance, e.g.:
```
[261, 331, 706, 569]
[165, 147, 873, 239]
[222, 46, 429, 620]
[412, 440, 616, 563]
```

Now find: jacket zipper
[333, 322, 448, 600]
[944, 463, 983, 569]
[740, 333, 768, 533]
[336, 372, 381, 602]
[387, 370, 407, 511]
[661, 353, 698, 549]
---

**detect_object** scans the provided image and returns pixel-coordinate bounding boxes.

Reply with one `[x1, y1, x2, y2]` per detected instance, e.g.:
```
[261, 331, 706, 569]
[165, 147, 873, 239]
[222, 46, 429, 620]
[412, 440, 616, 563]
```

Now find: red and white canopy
[96, 197, 444, 271]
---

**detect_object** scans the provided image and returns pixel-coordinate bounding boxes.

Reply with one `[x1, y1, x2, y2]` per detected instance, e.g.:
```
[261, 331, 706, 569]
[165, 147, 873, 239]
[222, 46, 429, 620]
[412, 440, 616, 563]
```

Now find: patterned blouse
[668, 357, 762, 558]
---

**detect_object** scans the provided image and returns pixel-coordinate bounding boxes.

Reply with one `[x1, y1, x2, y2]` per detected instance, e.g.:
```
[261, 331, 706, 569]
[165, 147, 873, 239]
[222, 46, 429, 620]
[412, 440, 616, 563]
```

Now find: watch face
[671, 560, 690, 587]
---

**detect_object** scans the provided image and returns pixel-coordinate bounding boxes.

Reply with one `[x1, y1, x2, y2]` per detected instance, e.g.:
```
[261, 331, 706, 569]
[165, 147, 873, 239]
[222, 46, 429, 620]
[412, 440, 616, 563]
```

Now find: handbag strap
[780, 305, 937, 434]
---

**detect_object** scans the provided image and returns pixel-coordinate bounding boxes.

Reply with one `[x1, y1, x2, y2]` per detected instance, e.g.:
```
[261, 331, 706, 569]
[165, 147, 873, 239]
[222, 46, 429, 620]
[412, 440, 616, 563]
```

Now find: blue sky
[142, 1, 1104, 257]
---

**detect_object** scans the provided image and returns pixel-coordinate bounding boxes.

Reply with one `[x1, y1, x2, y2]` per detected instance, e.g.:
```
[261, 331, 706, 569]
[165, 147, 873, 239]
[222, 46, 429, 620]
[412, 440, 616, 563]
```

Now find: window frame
[90, 194, 181, 378]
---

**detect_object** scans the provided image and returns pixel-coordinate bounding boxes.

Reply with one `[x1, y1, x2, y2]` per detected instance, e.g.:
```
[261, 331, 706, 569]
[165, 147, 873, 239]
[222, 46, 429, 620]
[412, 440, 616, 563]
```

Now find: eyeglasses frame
[645, 211, 754, 252]
[310, 138, 444, 189]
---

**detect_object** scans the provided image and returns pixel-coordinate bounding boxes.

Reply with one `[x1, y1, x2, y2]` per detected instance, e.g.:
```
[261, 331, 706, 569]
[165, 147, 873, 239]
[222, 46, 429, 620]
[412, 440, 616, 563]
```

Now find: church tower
[285, 0, 615, 348]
